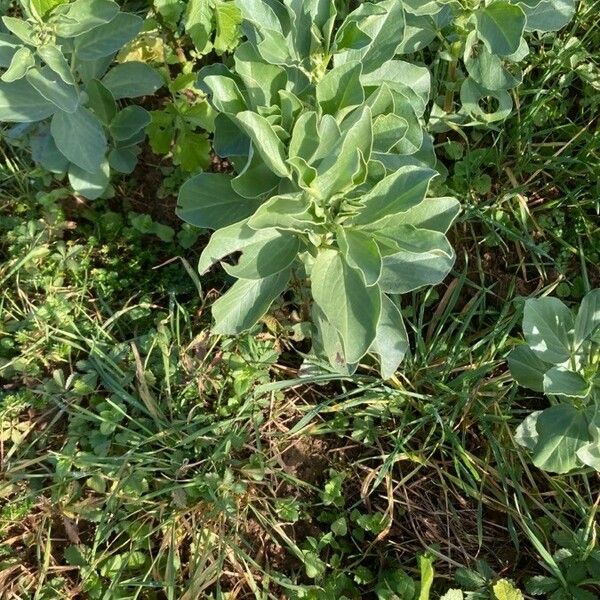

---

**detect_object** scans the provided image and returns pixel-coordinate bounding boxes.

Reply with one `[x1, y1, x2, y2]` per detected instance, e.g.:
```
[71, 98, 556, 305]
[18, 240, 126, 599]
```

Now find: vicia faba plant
[508, 290, 600, 474]
[177, 0, 461, 377]
[176, 0, 577, 377]
[380, 0, 576, 125]
[0, 0, 164, 199]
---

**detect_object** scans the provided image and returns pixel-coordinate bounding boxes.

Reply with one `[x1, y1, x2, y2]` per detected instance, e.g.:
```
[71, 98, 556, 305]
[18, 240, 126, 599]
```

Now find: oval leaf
[212, 269, 291, 334]
[177, 173, 263, 230]
[311, 248, 381, 365]
[101, 62, 164, 100]
[51, 106, 107, 173]
[26, 66, 79, 113]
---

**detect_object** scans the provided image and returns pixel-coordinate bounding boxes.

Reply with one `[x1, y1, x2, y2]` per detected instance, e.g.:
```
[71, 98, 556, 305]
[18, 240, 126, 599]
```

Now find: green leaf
[508, 344, 550, 392]
[108, 147, 137, 174]
[543, 367, 590, 399]
[337, 227, 382, 287]
[464, 33, 521, 91]
[248, 193, 319, 233]
[350, 165, 436, 226]
[53, 0, 119, 37]
[402, 0, 444, 15]
[531, 404, 591, 473]
[223, 233, 299, 279]
[372, 113, 409, 153]
[316, 60, 364, 116]
[51, 106, 107, 173]
[289, 111, 320, 160]
[2, 46, 36, 84]
[234, 42, 287, 109]
[397, 196, 461, 234]
[475, 1, 526, 57]
[212, 269, 291, 334]
[213, 0, 243, 54]
[0, 78, 56, 122]
[0, 34, 19, 68]
[576, 424, 600, 471]
[31, 0, 68, 17]
[202, 74, 247, 113]
[515, 411, 541, 451]
[184, 0, 213, 54]
[313, 105, 373, 197]
[516, 0, 576, 32]
[177, 173, 263, 230]
[460, 78, 513, 123]
[198, 219, 281, 274]
[110, 106, 151, 141]
[302, 549, 326, 580]
[419, 555, 435, 600]
[26, 66, 79, 113]
[154, 0, 185, 28]
[312, 113, 341, 162]
[312, 304, 350, 372]
[492, 579, 524, 600]
[147, 110, 174, 154]
[237, 0, 284, 34]
[522, 297, 574, 364]
[75, 55, 113, 84]
[74, 13, 143, 60]
[311, 249, 381, 364]
[440, 591, 465, 600]
[256, 28, 293, 66]
[336, 0, 406, 74]
[371, 294, 409, 379]
[397, 13, 437, 54]
[37, 45, 74, 85]
[173, 129, 211, 172]
[68, 159, 110, 200]
[331, 517, 347, 536]
[279, 89, 304, 131]
[85, 79, 117, 125]
[232, 148, 280, 198]
[101, 62, 164, 99]
[64, 545, 88, 567]
[574, 289, 600, 348]
[31, 127, 69, 173]
[233, 111, 290, 178]
[376, 568, 417, 600]
[377, 227, 455, 294]
[362, 60, 431, 116]
[525, 576, 561, 595]
[1, 17, 36, 45]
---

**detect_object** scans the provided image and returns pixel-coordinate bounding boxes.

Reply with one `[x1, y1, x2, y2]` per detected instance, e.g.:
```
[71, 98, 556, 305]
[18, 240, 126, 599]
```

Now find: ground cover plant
[0, 0, 599, 598]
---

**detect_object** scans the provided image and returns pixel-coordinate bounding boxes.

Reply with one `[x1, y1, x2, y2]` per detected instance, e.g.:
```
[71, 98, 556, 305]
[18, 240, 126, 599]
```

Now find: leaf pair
[509, 290, 600, 473]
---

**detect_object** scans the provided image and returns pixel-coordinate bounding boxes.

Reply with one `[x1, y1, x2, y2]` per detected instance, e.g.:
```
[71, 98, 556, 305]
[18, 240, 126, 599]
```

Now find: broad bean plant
[177, 0, 576, 375]
[0, 0, 164, 198]
[509, 290, 600, 474]
[402, 0, 577, 125]
[177, 0, 461, 376]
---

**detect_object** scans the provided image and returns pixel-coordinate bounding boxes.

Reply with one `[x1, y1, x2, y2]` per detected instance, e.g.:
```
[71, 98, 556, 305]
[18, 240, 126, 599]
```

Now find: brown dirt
[280, 436, 331, 485]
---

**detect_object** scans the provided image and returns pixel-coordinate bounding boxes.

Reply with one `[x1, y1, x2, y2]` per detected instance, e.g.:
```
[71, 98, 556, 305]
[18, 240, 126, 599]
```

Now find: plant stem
[444, 58, 458, 114]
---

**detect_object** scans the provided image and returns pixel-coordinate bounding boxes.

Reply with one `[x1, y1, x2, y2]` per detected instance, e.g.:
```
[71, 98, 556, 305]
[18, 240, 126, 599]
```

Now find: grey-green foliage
[396, 0, 576, 125]
[0, 0, 164, 199]
[177, 0, 461, 377]
[508, 290, 600, 474]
